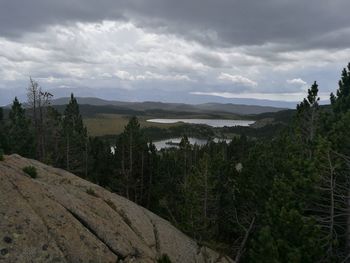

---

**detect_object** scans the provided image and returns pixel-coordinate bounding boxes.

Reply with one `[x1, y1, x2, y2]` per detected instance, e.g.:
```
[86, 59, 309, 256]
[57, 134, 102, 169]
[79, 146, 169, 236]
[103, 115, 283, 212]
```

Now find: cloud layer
[0, 0, 350, 105]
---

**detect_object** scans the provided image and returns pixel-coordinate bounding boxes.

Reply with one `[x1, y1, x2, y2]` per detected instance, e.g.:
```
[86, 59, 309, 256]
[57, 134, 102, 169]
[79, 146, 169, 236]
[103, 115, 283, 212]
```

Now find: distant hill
[194, 102, 284, 115]
[52, 97, 286, 115]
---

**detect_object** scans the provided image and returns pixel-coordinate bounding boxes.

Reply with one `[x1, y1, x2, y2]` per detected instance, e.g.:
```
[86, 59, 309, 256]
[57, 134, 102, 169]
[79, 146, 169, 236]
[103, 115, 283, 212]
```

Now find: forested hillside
[2, 64, 350, 262]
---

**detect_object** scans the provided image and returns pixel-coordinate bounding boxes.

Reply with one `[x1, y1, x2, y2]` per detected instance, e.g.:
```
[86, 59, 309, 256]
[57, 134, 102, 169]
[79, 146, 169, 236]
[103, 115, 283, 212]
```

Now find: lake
[111, 118, 253, 152]
[111, 137, 232, 153]
[153, 137, 232, 150]
[147, 118, 255, 127]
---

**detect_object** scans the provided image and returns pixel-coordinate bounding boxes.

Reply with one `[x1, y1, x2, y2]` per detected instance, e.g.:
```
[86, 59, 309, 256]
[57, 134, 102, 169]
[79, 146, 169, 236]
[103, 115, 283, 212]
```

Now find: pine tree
[325, 66, 350, 258]
[146, 141, 159, 209]
[246, 85, 324, 262]
[295, 81, 320, 145]
[61, 94, 88, 175]
[116, 116, 148, 203]
[7, 97, 34, 157]
[331, 63, 350, 114]
[182, 153, 218, 239]
[88, 137, 114, 187]
[249, 226, 279, 263]
[248, 158, 323, 263]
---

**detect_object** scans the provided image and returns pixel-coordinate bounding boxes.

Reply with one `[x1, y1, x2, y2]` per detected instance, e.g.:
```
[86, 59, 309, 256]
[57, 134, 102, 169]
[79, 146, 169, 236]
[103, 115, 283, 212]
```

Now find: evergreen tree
[146, 141, 159, 209]
[179, 135, 192, 187]
[295, 81, 320, 145]
[246, 85, 324, 262]
[249, 226, 279, 263]
[7, 97, 34, 157]
[331, 63, 350, 114]
[324, 64, 350, 258]
[44, 106, 63, 165]
[61, 93, 88, 175]
[245, 134, 323, 262]
[116, 116, 148, 203]
[88, 137, 114, 187]
[182, 153, 218, 239]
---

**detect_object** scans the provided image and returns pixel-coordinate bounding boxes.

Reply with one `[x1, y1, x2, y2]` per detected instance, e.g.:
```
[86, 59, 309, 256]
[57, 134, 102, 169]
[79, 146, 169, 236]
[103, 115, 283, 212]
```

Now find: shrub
[157, 254, 172, 263]
[22, 166, 37, 178]
[86, 187, 99, 197]
[0, 149, 3, 161]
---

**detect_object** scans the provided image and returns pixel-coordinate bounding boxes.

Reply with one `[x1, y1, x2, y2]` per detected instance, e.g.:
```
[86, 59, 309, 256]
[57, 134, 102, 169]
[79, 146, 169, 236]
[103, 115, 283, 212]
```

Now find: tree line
[1, 64, 350, 262]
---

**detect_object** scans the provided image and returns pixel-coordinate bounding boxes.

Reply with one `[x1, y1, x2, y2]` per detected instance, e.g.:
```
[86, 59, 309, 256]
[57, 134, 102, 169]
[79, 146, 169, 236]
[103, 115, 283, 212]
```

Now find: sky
[0, 0, 350, 107]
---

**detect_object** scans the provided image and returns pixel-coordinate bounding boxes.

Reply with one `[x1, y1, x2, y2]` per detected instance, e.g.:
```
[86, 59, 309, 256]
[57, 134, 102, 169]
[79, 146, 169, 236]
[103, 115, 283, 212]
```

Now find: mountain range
[51, 97, 286, 115]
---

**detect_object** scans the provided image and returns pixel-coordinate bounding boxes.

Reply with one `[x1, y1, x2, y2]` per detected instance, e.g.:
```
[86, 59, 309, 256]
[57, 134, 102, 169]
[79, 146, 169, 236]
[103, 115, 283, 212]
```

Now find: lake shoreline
[147, 118, 255, 128]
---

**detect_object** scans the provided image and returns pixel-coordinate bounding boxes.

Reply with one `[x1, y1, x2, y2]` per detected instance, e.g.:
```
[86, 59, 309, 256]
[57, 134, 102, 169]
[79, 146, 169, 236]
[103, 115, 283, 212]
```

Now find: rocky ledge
[0, 154, 233, 263]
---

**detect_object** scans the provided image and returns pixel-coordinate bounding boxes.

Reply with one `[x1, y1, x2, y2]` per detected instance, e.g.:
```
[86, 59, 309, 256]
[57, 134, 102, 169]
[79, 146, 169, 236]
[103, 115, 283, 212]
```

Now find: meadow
[84, 114, 182, 136]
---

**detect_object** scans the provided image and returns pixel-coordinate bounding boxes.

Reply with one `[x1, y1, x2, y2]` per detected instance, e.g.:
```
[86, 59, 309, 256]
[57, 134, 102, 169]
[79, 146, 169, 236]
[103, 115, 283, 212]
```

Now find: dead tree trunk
[66, 134, 70, 171]
[235, 216, 256, 263]
[327, 151, 335, 257]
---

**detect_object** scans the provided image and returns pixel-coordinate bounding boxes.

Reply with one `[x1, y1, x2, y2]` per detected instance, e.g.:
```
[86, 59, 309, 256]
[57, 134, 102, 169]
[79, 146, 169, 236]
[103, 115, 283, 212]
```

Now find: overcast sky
[0, 0, 349, 106]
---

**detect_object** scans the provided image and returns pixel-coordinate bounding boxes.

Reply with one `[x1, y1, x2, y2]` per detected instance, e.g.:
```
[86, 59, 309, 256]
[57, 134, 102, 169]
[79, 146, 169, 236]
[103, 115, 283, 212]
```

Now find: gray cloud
[0, 0, 349, 106]
[0, 0, 125, 38]
[191, 51, 225, 68]
[1, 0, 350, 50]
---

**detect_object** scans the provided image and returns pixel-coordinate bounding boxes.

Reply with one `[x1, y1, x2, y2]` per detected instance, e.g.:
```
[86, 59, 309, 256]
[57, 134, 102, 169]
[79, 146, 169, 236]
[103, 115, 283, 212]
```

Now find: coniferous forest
[2, 64, 350, 262]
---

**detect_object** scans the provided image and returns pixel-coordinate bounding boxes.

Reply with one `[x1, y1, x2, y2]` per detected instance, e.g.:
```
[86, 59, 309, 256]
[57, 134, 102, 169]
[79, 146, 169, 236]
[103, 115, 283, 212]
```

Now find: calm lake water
[111, 137, 232, 153]
[147, 119, 255, 128]
[111, 119, 254, 152]
[153, 137, 232, 150]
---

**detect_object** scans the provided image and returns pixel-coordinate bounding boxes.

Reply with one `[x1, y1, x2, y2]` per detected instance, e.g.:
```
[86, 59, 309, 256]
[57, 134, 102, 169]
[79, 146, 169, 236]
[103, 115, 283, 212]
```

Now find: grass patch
[86, 187, 99, 197]
[84, 114, 130, 136]
[84, 114, 180, 136]
[22, 166, 37, 178]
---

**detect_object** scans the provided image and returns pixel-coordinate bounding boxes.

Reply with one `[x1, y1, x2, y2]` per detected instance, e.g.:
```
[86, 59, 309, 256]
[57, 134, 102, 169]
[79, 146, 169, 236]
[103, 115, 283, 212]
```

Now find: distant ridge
[52, 97, 286, 115]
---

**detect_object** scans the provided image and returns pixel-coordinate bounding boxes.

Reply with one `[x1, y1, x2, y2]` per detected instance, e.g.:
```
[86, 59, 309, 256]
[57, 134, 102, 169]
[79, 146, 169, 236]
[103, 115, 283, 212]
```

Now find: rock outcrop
[0, 154, 234, 263]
